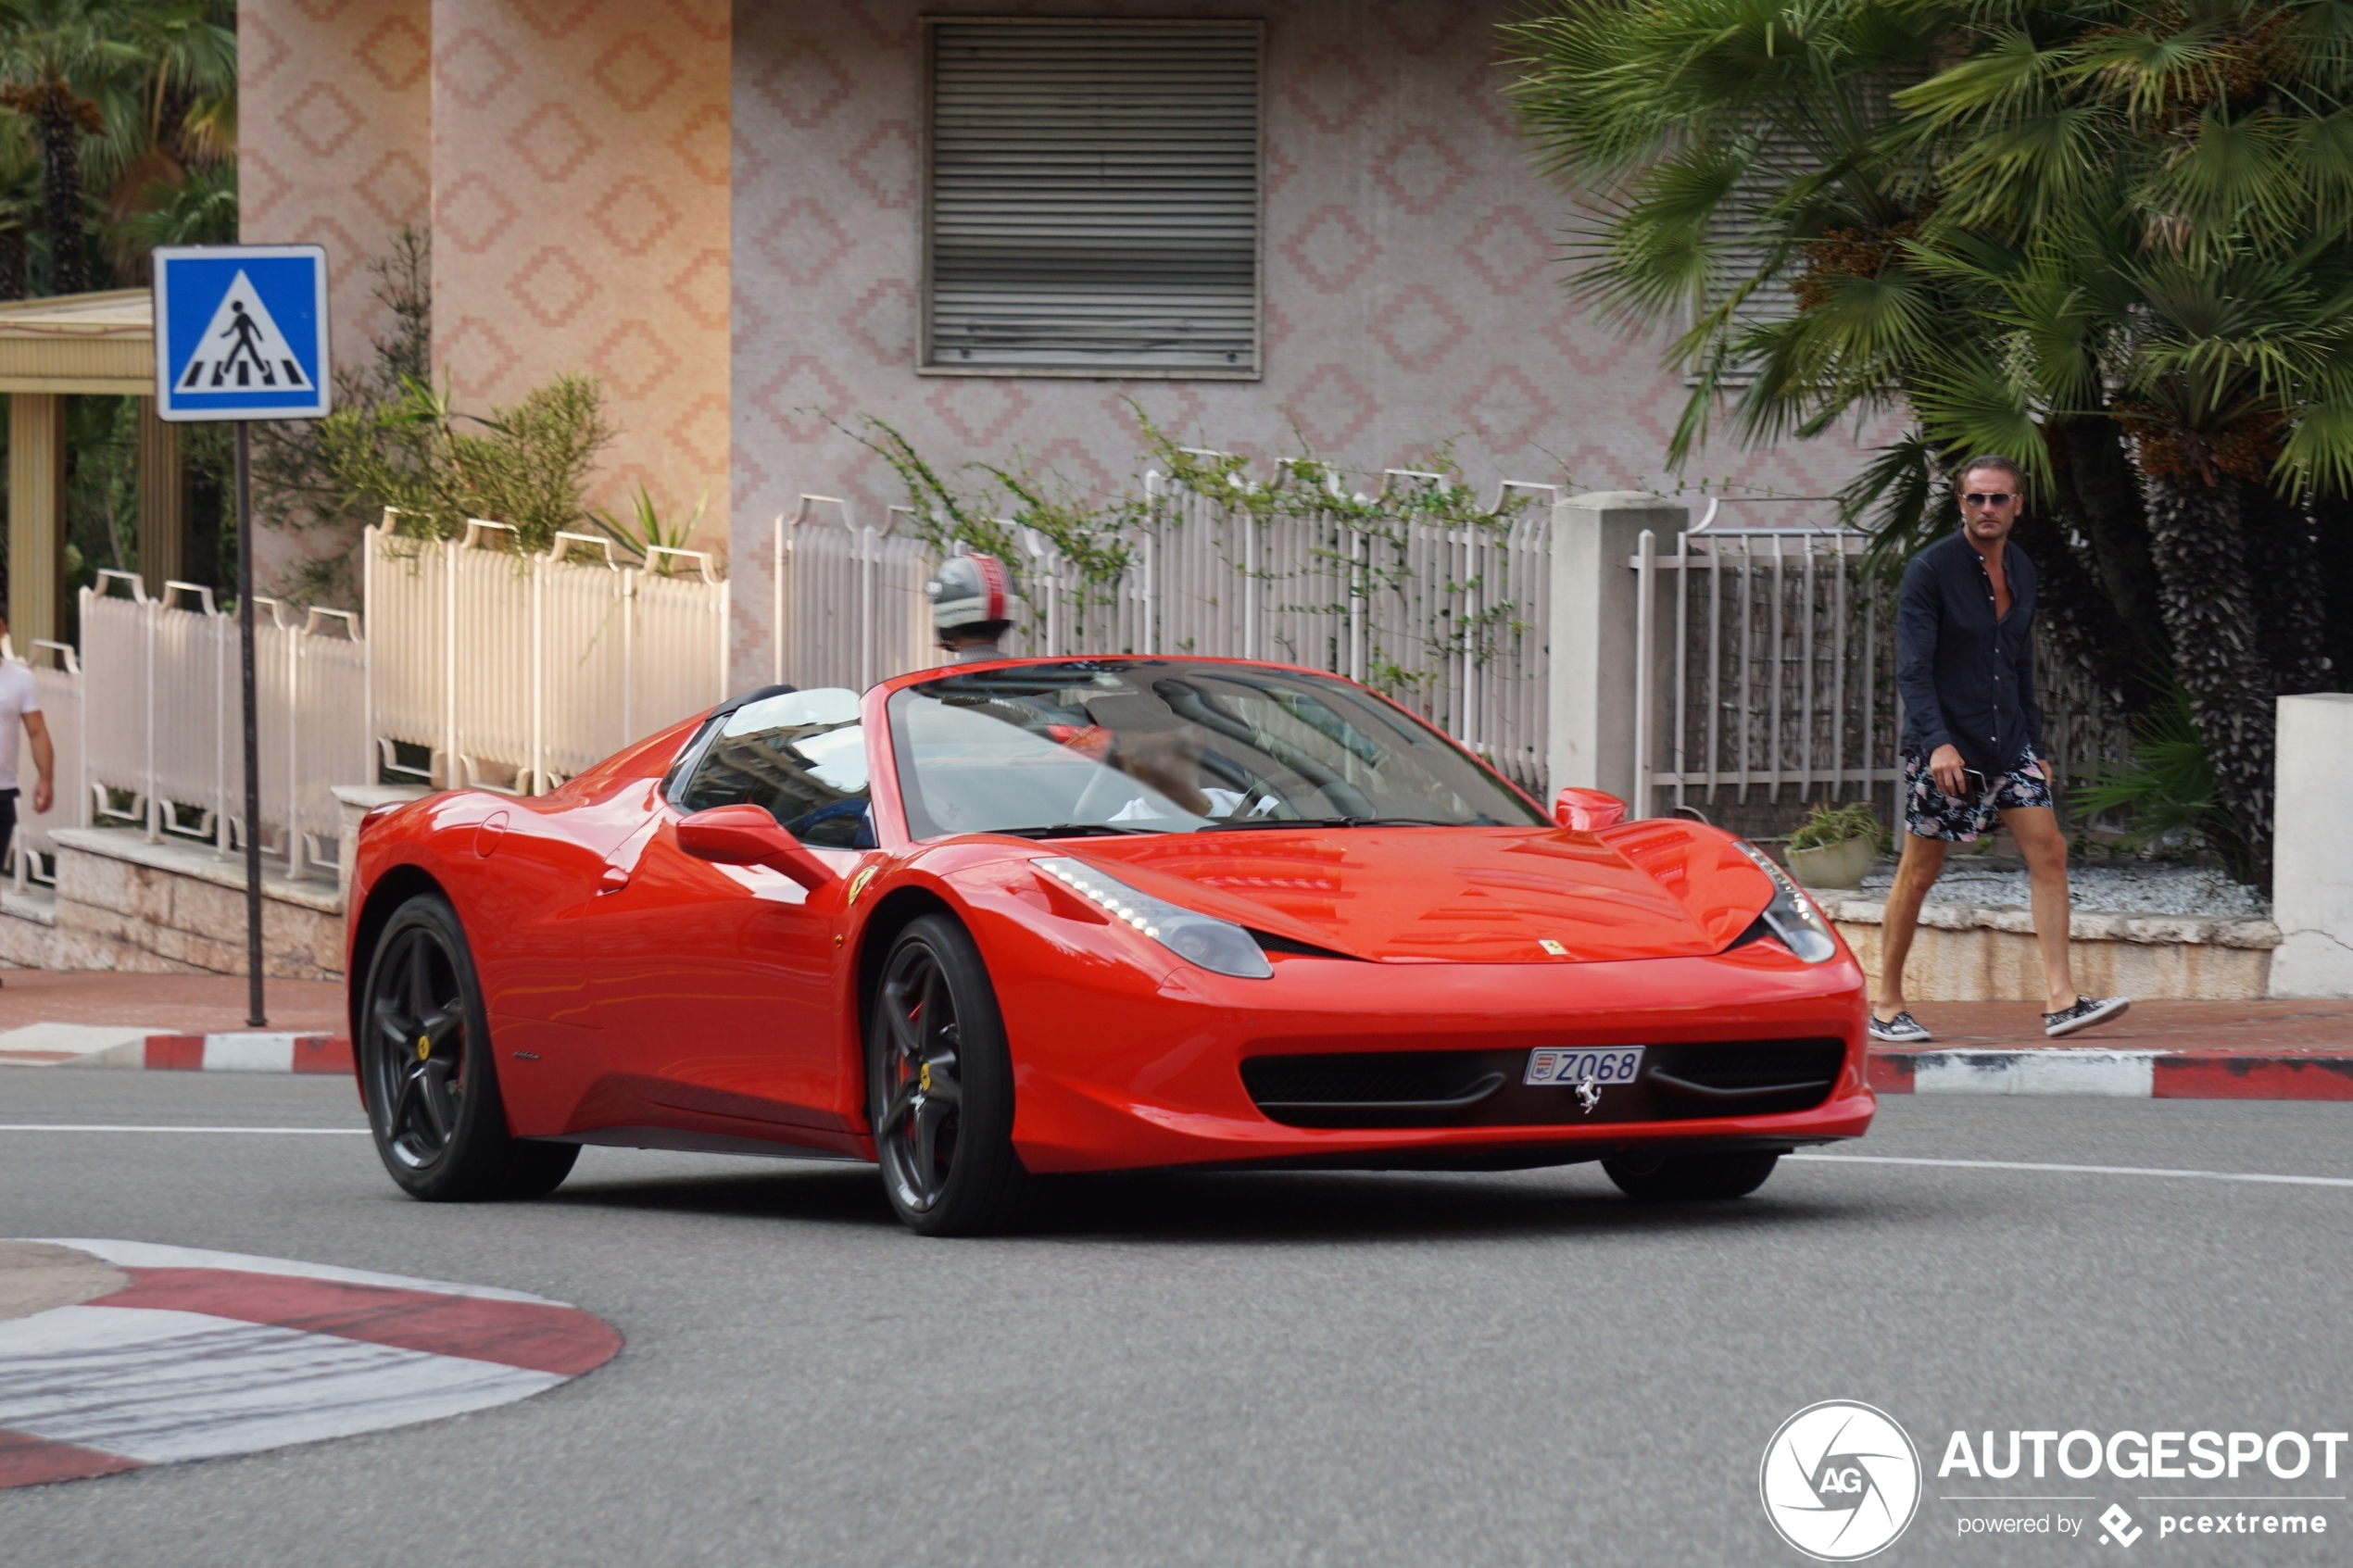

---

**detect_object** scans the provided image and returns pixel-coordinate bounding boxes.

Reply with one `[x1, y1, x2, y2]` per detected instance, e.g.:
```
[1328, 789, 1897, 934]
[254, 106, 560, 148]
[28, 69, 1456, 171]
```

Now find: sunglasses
[1961, 492, 2018, 507]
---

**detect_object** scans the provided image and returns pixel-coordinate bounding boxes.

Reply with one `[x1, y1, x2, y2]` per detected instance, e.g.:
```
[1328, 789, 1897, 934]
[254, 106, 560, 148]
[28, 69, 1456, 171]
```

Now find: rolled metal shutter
[927, 20, 1261, 375]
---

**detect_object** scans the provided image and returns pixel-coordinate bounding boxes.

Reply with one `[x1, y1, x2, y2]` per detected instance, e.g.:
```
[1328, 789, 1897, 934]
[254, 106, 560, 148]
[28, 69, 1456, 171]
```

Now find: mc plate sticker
[1525, 1046, 1645, 1087]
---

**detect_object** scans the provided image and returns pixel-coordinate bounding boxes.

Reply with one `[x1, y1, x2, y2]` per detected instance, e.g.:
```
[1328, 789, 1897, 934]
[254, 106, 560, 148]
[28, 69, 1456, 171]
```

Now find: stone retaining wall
[1816, 894, 2279, 1002]
[0, 829, 345, 981]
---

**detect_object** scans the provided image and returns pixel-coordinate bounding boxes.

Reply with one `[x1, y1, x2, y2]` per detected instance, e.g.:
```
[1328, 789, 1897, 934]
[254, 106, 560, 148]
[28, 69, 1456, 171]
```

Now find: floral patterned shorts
[1902, 750, 2053, 842]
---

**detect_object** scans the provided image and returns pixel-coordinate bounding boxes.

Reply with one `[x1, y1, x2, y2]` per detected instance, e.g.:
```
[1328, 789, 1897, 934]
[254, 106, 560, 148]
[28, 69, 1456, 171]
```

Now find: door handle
[598, 864, 630, 894]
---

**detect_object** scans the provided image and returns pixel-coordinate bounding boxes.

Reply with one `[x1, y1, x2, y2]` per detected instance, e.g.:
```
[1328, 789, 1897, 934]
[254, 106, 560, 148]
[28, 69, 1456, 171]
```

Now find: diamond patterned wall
[728, 0, 1894, 688]
[242, 0, 434, 593]
[432, 0, 730, 535]
[244, 0, 731, 585]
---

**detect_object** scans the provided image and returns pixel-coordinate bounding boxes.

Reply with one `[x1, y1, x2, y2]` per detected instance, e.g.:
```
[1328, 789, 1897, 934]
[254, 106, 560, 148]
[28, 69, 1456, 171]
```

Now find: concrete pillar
[135, 398, 184, 598]
[1545, 491, 1687, 811]
[7, 391, 65, 647]
[2270, 692, 2353, 997]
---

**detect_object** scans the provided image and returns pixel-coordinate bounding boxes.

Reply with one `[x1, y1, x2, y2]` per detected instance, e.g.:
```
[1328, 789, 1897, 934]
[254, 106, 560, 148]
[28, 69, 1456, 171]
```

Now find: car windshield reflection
[887, 660, 1544, 840]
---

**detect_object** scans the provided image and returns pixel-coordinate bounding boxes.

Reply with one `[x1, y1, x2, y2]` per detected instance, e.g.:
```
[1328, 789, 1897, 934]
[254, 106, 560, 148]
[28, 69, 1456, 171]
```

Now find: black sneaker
[1868, 1011, 1931, 1045]
[2044, 996, 2131, 1038]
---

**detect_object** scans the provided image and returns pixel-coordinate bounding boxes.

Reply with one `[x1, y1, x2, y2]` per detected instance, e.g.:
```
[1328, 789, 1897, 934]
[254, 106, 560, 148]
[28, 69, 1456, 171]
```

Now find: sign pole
[149, 244, 329, 1032]
[236, 422, 265, 1026]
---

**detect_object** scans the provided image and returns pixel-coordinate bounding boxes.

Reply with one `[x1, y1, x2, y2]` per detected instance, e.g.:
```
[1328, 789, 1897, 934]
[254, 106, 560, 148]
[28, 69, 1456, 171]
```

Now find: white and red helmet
[926, 552, 1022, 633]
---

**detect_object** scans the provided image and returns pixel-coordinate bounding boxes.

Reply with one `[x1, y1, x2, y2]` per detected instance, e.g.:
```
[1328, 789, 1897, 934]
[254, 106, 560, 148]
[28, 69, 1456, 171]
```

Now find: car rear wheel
[868, 914, 1028, 1236]
[1603, 1150, 1780, 1200]
[361, 894, 579, 1202]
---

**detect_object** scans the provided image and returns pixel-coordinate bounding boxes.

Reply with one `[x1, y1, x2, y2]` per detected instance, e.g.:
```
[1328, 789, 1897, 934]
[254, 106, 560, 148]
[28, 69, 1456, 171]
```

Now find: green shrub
[1787, 800, 1882, 853]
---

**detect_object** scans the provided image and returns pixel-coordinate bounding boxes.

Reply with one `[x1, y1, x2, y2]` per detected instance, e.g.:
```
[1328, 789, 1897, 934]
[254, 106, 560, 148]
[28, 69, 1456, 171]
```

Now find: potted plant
[1784, 801, 1883, 890]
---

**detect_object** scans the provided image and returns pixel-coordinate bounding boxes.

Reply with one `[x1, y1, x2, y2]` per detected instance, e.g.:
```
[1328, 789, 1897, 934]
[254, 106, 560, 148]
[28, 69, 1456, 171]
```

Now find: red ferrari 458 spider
[347, 656, 1873, 1234]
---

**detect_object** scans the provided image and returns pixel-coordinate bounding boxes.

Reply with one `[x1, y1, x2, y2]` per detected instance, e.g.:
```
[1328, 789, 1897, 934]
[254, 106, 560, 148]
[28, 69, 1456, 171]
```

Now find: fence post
[442, 536, 458, 789]
[1545, 492, 1688, 811]
[531, 551, 544, 796]
[287, 610, 303, 878]
[2271, 693, 2353, 997]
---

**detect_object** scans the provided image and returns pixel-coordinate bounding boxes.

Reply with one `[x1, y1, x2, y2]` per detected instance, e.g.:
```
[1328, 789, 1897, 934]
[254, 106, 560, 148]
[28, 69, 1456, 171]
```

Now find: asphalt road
[1, 1073, 2347, 1568]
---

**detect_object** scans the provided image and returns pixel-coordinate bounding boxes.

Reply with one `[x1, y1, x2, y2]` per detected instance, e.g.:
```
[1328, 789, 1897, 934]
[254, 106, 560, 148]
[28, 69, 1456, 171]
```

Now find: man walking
[1869, 457, 2129, 1043]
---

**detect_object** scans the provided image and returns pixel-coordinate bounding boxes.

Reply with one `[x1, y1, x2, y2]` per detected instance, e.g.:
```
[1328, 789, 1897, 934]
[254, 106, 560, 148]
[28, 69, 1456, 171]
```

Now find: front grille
[1241, 1054, 1498, 1107]
[1240, 1037, 1847, 1129]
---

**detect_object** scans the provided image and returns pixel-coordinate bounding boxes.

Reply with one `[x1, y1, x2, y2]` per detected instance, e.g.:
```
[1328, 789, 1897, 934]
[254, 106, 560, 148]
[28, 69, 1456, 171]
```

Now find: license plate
[1525, 1046, 1646, 1087]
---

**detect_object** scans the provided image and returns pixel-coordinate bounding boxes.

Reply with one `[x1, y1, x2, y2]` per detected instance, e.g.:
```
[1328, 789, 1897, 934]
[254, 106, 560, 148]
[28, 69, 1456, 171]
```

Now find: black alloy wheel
[868, 915, 1027, 1236]
[361, 894, 577, 1202]
[1603, 1149, 1781, 1201]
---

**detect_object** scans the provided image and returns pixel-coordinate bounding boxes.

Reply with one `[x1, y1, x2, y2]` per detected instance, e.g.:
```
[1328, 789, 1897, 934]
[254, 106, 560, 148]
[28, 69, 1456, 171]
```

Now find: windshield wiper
[994, 822, 1164, 839]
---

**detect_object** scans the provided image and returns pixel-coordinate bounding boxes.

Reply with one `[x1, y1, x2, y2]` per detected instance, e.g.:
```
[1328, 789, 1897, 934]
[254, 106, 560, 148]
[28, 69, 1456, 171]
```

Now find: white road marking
[0, 1124, 367, 1135]
[0, 1305, 561, 1463]
[1791, 1152, 2353, 1188]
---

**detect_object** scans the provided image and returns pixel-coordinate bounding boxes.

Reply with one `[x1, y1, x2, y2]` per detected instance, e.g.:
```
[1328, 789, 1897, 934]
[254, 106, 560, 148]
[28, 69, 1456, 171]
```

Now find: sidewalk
[1876, 999, 2353, 1051]
[1867, 999, 2353, 1099]
[0, 971, 347, 1068]
[0, 971, 345, 1034]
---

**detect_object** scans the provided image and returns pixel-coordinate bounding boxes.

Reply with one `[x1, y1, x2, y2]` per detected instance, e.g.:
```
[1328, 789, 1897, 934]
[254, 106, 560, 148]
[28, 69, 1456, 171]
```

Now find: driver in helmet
[926, 553, 1021, 665]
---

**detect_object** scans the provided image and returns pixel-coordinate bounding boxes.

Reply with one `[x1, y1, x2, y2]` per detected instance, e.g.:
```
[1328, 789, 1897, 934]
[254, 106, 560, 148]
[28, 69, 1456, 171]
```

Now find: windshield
[887, 660, 1545, 839]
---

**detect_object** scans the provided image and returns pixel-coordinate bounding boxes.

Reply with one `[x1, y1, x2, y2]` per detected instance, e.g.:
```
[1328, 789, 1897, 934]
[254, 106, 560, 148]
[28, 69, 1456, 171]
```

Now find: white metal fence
[11, 571, 369, 884]
[1633, 513, 1904, 826]
[771, 466, 1556, 790]
[5, 520, 731, 892]
[364, 517, 731, 793]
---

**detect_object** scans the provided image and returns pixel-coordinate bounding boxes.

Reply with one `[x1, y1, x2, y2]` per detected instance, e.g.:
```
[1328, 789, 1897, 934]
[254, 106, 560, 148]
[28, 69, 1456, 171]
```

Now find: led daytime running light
[1731, 841, 1840, 965]
[1033, 857, 1273, 980]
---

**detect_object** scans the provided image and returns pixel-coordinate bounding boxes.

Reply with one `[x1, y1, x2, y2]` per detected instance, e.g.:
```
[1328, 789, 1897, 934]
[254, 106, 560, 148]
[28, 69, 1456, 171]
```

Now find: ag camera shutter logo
[1761, 1400, 1923, 1561]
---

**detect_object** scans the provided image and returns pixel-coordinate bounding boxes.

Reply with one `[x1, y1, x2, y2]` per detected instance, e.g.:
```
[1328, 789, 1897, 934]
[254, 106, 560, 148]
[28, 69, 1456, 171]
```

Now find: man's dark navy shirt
[1896, 529, 2044, 774]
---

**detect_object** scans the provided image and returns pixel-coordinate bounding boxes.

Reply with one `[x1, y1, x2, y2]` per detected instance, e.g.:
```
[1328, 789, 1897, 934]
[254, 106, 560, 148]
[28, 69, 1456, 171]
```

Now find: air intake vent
[1239, 1039, 1847, 1129]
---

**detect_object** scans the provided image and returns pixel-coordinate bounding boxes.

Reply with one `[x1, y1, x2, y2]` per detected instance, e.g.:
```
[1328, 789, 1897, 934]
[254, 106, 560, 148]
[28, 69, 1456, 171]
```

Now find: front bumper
[985, 927, 1873, 1174]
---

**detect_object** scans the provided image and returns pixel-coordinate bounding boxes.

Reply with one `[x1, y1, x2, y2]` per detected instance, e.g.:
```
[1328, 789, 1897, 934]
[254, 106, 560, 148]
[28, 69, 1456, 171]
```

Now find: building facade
[241, 0, 1879, 690]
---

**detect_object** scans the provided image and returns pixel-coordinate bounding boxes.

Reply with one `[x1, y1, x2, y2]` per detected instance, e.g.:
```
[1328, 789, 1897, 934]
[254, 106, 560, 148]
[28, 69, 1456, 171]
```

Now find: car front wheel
[1603, 1150, 1780, 1201]
[360, 893, 578, 1202]
[867, 914, 1028, 1236]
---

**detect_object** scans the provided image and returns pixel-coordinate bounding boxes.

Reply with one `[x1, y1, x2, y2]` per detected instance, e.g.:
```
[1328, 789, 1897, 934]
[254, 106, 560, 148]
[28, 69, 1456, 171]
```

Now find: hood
[1072, 822, 1772, 964]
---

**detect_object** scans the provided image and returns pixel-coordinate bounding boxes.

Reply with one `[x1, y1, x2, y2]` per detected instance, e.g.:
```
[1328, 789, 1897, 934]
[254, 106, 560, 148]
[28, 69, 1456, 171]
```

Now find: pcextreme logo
[1761, 1400, 1924, 1561]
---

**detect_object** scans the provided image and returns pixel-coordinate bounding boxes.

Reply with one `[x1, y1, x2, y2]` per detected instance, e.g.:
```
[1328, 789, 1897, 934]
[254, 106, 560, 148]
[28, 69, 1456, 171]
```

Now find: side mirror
[1553, 787, 1628, 832]
[677, 803, 840, 891]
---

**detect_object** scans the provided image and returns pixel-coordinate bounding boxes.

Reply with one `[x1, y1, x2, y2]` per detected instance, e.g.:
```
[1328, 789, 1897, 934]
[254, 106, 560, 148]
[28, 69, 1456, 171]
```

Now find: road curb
[132, 1033, 355, 1073]
[1869, 1047, 2353, 1100]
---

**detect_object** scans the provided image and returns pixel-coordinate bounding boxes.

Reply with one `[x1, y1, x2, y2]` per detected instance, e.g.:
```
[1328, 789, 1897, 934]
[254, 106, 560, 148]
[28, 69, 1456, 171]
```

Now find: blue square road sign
[152, 245, 332, 421]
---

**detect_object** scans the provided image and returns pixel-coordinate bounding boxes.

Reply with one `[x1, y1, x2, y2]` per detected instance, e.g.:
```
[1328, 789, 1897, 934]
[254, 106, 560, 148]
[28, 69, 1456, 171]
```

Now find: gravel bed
[1852, 860, 2270, 919]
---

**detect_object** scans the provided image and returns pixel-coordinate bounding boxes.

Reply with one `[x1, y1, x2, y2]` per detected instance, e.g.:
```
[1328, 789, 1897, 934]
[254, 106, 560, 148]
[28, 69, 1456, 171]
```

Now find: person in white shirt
[0, 612, 57, 885]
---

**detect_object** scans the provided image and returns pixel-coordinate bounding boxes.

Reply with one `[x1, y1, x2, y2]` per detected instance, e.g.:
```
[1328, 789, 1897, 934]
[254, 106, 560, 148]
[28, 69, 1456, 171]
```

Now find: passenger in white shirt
[0, 612, 57, 884]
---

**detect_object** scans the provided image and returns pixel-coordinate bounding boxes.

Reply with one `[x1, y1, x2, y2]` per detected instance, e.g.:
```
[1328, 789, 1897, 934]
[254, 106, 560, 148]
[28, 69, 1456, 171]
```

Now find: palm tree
[0, 111, 40, 298]
[0, 0, 199, 295]
[1508, 0, 2353, 879]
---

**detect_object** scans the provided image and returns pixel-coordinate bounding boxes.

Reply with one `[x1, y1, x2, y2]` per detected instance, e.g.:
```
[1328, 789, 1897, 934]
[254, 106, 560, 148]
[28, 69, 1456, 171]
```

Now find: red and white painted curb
[0, 1240, 621, 1488]
[132, 1033, 354, 1073]
[0, 1028, 353, 1073]
[1869, 1048, 2353, 1099]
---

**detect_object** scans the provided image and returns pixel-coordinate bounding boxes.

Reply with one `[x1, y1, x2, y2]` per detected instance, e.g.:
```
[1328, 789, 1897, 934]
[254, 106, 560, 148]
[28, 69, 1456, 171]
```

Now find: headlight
[1032, 857, 1274, 980]
[1731, 841, 1840, 964]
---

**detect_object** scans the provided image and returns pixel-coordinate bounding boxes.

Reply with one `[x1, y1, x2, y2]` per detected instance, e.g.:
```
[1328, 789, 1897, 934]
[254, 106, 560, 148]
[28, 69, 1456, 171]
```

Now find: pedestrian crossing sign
[152, 245, 332, 421]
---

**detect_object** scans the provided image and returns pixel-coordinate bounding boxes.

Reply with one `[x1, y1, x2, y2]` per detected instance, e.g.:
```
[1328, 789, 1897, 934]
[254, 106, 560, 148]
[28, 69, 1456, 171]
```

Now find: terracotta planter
[1786, 836, 1875, 890]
